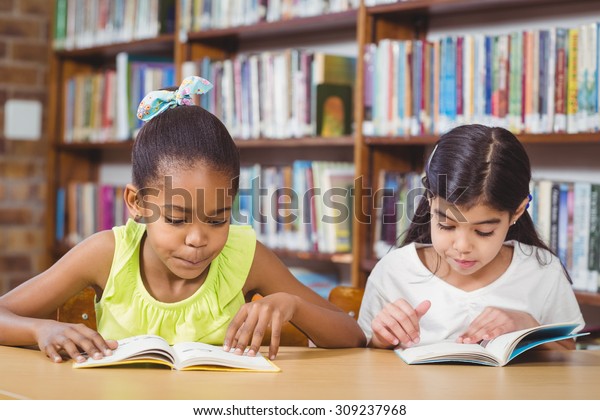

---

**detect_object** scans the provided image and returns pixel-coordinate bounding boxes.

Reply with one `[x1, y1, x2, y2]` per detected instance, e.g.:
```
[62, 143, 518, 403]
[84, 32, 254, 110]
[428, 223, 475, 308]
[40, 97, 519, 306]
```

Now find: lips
[454, 259, 477, 269]
[175, 255, 208, 266]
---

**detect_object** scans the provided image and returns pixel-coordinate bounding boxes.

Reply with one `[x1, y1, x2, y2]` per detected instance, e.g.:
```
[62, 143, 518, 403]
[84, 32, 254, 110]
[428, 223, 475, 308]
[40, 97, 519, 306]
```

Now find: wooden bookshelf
[46, 1, 360, 288]
[350, 0, 600, 312]
[46, 0, 600, 309]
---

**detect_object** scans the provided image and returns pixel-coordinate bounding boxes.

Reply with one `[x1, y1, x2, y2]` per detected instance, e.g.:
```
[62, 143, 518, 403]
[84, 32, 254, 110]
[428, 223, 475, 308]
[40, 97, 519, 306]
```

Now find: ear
[124, 183, 141, 220]
[512, 196, 530, 224]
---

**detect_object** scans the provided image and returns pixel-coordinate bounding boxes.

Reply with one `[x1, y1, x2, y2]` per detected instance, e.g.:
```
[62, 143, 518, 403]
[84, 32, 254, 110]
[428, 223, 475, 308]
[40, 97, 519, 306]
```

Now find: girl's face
[428, 197, 513, 284]
[139, 165, 235, 282]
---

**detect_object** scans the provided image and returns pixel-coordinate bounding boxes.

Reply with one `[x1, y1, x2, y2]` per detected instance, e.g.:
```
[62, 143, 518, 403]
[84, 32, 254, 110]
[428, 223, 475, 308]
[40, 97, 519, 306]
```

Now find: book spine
[549, 182, 560, 254]
[566, 28, 579, 133]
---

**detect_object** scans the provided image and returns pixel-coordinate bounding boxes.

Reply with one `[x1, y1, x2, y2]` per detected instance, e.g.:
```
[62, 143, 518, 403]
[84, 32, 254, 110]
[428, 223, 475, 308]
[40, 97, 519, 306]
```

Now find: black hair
[402, 124, 569, 280]
[132, 105, 240, 193]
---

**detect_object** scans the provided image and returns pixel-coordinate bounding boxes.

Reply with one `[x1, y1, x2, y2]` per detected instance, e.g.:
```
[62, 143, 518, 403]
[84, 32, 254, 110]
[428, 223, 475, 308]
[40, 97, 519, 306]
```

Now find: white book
[115, 52, 130, 141]
[535, 180, 553, 247]
[396, 323, 586, 367]
[74, 335, 279, 372]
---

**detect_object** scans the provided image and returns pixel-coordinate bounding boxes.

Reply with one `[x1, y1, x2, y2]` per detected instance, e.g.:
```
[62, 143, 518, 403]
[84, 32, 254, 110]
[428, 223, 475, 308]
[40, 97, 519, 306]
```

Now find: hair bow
[136, 76, 213, 121]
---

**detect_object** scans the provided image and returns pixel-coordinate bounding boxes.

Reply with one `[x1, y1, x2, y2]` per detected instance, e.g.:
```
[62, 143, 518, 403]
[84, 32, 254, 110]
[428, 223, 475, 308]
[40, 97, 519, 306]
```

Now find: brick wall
[0, 0, 51, 294]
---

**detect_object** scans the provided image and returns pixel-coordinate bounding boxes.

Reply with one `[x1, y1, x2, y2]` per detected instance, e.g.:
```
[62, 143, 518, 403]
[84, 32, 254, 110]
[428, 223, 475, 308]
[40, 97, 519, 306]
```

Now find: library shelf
[366, 0, 598, 16]
[186, 10, 358, 45]
[273, 249, 353, 264]
[54, 34, 176, 60]
[235, 136, 354, 149]
[364, 133, 600, 146]
[56, 141, 134, 152]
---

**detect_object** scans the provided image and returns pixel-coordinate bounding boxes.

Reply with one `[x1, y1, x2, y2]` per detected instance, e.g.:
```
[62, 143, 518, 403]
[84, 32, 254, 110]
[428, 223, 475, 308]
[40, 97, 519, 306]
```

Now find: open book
[73, 335, 280, 372]
[396, 322, 587, 367]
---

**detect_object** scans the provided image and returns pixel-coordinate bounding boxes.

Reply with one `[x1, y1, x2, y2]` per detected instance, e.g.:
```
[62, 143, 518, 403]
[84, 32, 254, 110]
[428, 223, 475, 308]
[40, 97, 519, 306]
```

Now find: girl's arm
[0, 231, 117, 362]
[225, 241, 366, 359]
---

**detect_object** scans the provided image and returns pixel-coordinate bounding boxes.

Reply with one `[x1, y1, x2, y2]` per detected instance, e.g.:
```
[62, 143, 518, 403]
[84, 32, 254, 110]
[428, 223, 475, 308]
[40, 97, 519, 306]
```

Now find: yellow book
[73, 335, 280, 372]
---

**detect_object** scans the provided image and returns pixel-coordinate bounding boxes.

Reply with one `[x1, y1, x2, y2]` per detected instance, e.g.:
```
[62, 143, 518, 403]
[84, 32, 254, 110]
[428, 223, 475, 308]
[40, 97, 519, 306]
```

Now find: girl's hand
[370, 299, 431, 349]
[35, 320, 118, 363]
[457, 307, 539, 344]
[223, 292, 298, 360]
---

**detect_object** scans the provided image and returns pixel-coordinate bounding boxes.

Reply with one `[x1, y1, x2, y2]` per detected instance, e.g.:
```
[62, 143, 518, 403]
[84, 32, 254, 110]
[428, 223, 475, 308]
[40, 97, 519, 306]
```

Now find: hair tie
[136, 76, 213, 121]
[526, 193, 533, 210]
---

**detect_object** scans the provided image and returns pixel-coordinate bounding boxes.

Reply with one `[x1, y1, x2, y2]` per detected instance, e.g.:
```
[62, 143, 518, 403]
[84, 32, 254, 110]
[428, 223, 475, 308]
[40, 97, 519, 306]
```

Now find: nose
[453, 231, 472, 255]
[185, 224, 207, 248]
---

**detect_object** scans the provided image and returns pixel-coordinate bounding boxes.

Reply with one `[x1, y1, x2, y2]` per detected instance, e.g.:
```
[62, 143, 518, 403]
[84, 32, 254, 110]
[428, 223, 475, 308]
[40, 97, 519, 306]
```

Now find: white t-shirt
[358, 241, 585, 344]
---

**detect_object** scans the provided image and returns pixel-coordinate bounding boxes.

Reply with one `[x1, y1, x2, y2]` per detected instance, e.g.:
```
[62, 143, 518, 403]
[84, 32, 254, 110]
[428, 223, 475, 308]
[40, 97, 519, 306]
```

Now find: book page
[74, 334, 175, 368]
[481, 322, 580, 364]
[172, 342, 279, 371]
[396, 341, 499, 366]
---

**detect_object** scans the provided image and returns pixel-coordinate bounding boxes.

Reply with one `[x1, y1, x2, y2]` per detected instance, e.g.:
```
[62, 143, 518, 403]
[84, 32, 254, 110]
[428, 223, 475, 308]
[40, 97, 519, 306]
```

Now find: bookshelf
[46, 1, 360, 292]
[350, 0, 600, 311]
[46, 0, 600, 310]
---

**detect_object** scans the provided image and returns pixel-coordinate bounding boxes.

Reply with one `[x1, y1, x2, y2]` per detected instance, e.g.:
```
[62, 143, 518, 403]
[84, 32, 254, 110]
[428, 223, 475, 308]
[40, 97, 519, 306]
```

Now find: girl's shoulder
[58, 229, 116, 289]
[372, 243, 431, 278]
[506, 241, 566, 280]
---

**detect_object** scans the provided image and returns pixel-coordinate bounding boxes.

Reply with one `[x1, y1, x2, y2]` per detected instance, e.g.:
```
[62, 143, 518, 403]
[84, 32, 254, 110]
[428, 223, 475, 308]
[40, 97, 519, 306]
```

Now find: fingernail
[54, 356, 62, 363]
[413, 337, 420, 344]
[104, 349, 112, 356]
[93, 352, 102, 359]
[247, 349, 255, 357]
[77, 356, 86, 363]
[392, 338, 399, 345]
[270, 354, 276, 360]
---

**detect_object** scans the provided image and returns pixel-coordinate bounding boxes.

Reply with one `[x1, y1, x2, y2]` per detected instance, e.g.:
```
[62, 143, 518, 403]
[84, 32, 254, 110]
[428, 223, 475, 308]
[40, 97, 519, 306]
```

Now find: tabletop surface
[0, 345, 599, 400]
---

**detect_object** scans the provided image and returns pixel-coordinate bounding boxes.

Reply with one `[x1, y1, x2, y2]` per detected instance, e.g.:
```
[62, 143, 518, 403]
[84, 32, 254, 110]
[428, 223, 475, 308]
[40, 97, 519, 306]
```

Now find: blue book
[557, 182, 570, 267]
[55, 188, 66, 241]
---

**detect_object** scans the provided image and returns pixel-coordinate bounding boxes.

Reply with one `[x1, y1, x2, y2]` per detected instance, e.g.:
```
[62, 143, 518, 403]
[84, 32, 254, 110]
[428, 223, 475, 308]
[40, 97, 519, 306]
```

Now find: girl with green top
[0, 76, 366, 363]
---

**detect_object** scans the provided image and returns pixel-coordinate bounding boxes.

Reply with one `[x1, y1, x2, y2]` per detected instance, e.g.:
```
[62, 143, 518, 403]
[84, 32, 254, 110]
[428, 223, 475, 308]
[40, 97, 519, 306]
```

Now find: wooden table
[0, 345, 599, 400]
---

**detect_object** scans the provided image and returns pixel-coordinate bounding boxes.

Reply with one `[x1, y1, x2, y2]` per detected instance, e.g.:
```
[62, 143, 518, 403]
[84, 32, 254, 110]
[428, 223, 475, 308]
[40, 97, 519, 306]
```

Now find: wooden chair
[57, 285, 365, 347]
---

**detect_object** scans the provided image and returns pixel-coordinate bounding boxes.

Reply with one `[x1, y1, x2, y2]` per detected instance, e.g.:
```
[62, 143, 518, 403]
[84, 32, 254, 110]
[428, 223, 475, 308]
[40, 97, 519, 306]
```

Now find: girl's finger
[268, 312, 282, 360]
[234, 306, 261, 355]
[59, 339, 86, 363]
[43, 344, 63, 363]
[247, 309, 271, 357]
[372, 316, 400, 346]
[224, 306, 248, 351]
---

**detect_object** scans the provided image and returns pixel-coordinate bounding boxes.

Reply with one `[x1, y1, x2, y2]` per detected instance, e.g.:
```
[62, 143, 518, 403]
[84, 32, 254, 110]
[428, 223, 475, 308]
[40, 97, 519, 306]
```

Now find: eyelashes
[436, 223, 495, 237]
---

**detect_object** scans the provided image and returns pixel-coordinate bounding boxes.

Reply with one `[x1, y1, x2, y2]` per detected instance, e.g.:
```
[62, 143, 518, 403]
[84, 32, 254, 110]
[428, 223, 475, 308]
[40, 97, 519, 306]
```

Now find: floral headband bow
[136, 76, 213, 121]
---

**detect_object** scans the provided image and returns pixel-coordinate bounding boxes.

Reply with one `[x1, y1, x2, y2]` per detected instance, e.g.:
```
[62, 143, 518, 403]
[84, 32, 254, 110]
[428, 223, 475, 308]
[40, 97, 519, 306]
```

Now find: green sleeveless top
[95, 219, 256, 345]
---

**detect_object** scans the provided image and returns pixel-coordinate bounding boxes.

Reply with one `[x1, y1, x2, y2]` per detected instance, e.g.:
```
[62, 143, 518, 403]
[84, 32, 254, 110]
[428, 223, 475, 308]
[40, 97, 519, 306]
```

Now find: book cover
[396, 323, 586, 367]
[315, 84, 352, 137]
[73, 335, 280, 372]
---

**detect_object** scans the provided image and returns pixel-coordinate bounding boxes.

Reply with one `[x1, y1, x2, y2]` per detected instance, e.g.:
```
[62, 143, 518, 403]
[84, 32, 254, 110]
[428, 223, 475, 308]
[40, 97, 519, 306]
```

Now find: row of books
[363, 23, 600, 136]
[53, 0, 176, 51]
[372, 171, 423, 259]
[237, 161, 355, 254]
[372, 170, 600, 293]
[179, 0, 359, 33]
[55, 183, 129, 246]
[182, 51, 356, 140]
[57, 160, 355, 254]
[529, 180, 600, 293]
[62, 54, 175, 143]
